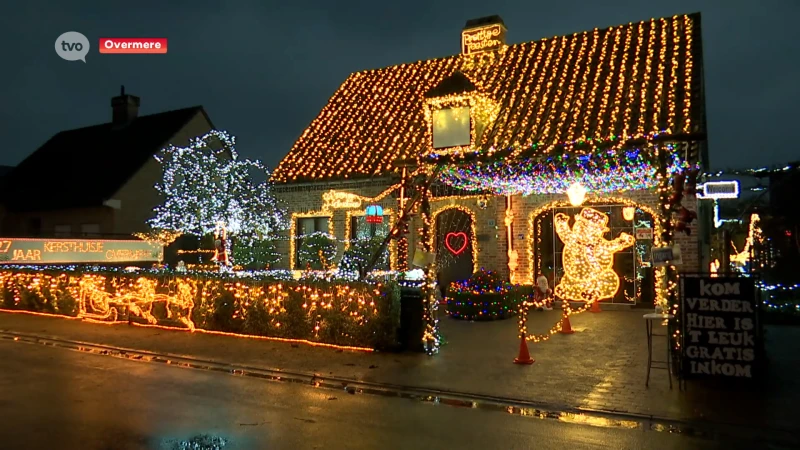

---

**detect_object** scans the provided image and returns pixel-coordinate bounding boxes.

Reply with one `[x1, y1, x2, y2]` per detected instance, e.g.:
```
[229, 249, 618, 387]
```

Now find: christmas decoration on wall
[438, 147, 684, 196]
[445, 232, 469, 255]
[553, 208, 635, 302]
[663, 165, 699, 236]
[149, 130, 288, 265]
[566, 182, 587, 206]
[622, 206, 636, 221]
[365, 205, 384, 224]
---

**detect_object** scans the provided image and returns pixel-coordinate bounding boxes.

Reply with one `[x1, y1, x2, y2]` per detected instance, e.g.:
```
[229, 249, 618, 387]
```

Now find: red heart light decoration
[445, 232, 468, 255]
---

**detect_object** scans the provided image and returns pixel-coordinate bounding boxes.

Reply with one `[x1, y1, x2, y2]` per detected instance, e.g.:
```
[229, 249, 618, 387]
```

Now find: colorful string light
[438, 146, 683, 196]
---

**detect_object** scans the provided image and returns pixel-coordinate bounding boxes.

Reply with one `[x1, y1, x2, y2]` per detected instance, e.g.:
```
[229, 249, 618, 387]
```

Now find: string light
[525, 197, 666, 305]
[438, 146, 683, 196]
[552, 207, 635, 302]
[445, 270, 520, 320]
[150, 130, 287, 240]
[566, 182, 587, 207]
[289, 211, 333, 270]
[270, 15, 699, 183]
[0, 268, 396, 349]
[429, 205, 480, 274]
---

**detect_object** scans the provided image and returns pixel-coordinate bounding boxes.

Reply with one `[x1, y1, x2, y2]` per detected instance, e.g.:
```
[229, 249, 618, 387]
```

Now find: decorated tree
[297, 232, 337, 271]
[149, 130, 287, 268]
[339, 235, 389, 277]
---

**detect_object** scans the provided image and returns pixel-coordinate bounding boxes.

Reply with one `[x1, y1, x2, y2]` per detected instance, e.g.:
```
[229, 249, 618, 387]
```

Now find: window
[297, 217, 329, 236]
[54, 224, 71, 238]
[294, 217, 330, 269]
[349, 215, 390, 271]
[81, 224, 100, 238]
[432, 106, 471, 149]
[350, 215, 389, 240]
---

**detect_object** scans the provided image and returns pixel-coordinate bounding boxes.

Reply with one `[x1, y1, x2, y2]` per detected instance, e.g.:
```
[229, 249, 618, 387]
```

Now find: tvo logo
[55, 31, 90, 62]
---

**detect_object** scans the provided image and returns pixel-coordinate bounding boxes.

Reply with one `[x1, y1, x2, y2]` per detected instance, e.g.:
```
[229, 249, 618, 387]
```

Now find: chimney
[111, 85, 140, 125]
[461, 15, 507, 55]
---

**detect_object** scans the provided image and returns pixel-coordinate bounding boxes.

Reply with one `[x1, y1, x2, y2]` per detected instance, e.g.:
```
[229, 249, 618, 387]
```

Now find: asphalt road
[0, 340, 757, 450]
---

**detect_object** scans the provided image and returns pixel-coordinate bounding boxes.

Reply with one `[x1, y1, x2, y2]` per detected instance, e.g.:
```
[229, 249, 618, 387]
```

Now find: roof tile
[273, 14, 702, 183]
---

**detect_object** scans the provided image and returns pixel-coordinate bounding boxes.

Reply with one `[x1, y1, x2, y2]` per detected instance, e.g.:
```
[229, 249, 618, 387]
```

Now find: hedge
[0, 267, 401, 350]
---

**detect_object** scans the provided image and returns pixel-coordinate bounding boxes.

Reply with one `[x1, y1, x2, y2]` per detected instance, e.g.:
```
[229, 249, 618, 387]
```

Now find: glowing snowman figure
[554, 208, 635, 302]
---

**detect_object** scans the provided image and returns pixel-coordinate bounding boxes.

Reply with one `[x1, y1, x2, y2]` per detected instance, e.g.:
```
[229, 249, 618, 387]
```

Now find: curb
[1, 329, 797, 446]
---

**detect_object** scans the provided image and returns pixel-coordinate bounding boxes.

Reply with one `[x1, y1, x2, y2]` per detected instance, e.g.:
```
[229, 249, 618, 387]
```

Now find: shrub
[0, 267, 400, 349]
[297, 232, 337, 270]
[445, 269, 522, 321]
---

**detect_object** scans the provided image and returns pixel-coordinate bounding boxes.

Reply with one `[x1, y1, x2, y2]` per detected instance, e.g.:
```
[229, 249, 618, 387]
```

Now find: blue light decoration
[438, 146, 685, 196]
[365, 204, 384, 224]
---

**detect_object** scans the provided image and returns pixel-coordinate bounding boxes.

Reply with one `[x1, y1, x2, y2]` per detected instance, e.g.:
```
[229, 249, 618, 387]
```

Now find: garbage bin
[399, 284, 424, 352]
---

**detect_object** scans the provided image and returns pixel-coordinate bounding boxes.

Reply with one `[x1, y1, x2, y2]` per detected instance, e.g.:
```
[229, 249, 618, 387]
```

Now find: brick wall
[273, 180, 397, 270]
[275, 184, 704, 279]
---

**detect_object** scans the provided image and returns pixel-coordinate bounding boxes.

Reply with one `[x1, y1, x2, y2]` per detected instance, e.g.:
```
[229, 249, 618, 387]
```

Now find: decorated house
[271, 14, 709, 310]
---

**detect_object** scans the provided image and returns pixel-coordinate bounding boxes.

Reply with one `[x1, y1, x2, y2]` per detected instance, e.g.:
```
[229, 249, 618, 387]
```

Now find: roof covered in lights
[271, 13, 705, 184]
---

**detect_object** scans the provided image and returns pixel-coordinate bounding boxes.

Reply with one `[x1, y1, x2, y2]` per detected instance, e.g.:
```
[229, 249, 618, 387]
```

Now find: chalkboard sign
[681, 276, 759, 380]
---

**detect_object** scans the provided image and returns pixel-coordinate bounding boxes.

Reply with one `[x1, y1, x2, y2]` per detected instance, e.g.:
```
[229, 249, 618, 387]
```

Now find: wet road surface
[0, 340, 761, 449]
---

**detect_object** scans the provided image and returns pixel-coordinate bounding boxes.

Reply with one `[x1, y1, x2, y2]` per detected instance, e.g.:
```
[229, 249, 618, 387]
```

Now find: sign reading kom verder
[681, 276, 759, 380]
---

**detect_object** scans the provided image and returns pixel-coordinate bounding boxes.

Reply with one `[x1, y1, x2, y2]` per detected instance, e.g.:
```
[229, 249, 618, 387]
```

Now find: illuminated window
[54, 224, 71, 238]
[294, 217, 330, 269]
[350, 215, 388, 240]
[432, 106, 471, 149]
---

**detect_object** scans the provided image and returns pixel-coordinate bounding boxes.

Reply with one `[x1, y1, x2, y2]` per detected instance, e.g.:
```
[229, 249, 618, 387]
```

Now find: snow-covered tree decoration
[149, 130, 287, 249]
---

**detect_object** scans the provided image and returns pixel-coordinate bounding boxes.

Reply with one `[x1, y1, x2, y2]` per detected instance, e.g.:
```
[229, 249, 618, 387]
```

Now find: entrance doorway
[434, 208, 475, 296]
[532, 203, 656, 305]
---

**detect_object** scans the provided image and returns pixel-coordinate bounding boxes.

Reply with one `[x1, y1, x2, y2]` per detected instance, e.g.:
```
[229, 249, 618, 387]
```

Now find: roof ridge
[51, 105, 205, 135]
[350, 13, 699, 77]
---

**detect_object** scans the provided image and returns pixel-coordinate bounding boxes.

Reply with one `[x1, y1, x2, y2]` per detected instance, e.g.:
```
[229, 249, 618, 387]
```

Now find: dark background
[2, 0, 798, 172]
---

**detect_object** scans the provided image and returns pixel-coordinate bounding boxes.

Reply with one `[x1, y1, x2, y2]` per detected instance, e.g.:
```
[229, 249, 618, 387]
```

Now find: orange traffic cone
[559, 311, 574, 334]
[590, 300, 602, 313]
[514, 334, 535, 365]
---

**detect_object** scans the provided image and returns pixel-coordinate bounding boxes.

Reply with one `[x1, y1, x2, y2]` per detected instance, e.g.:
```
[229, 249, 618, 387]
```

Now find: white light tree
[149, 130, 287, 268]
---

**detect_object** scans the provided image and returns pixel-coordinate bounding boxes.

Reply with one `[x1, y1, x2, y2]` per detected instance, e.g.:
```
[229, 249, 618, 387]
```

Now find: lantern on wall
[566, 182, 587, 206]
[622, 206, 636, 221]
[365, 205, 384, 224]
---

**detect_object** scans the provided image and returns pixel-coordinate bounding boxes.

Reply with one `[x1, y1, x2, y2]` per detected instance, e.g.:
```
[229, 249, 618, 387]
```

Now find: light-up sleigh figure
[553, 208, 635, 303]
[77, 276, 197, 330]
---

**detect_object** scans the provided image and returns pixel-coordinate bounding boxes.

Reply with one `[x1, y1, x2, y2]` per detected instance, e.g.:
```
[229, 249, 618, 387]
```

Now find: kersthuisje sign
[681, 276, 759, 380]
[0, 238, 164, 264]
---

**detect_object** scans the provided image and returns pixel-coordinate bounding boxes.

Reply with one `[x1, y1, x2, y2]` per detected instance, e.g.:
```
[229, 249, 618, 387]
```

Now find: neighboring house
[0, 166, 12, 233]
[0, 87, 214, 239]
[271, 14, 710, 306]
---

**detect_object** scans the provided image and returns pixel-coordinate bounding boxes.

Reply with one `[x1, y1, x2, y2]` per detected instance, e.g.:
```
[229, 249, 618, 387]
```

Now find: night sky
[2, 0, 798, 173]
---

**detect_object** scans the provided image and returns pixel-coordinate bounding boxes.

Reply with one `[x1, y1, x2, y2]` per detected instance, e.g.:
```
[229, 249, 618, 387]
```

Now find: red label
[99, 38, 168, 54]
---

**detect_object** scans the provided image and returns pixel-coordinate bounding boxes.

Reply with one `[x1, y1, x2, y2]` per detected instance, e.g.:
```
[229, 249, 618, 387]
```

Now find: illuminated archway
[526, 197, 667, 308]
